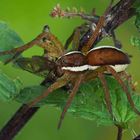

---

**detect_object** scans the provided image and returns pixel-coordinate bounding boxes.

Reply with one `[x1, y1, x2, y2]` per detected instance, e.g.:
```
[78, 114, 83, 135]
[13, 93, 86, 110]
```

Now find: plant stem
[116, 126, 123, 140]
[0, 79, 47, 140]
[0, 105, 39, 140]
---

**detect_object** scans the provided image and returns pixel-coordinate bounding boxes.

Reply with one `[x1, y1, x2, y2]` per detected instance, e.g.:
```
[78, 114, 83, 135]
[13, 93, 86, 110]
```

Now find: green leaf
[15, 76, 140, 128]
[130, 36, 140, 48]
[135, 14, 140, 31]
[133, 0, 140, 31]
[131, 1, 140, 48]
[0, 70, 23, 101]
[0, 21, 24, 62]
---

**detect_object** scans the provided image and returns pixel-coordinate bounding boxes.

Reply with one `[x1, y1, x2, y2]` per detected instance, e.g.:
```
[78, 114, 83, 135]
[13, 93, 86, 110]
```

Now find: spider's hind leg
[98, 73, 114, 119]
[106, 66, 140, 116]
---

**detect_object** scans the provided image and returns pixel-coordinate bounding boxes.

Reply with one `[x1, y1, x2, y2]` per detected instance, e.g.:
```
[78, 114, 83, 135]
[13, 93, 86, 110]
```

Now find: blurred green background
[0, 0, 140, 139]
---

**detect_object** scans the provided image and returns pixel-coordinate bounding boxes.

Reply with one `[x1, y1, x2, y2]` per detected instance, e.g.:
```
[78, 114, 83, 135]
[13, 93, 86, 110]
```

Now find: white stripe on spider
[62, 64, 128, 73]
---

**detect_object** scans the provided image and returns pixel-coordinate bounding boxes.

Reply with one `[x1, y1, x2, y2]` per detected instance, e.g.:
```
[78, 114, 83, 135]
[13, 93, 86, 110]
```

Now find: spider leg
[0, 31, 64, 63]
[98, 73, 114, 119]
[57, 74, 85, 129]
[106, 66, 140, 115]
[83, 0, 114, 52]
[119, 71, 137, 91]
[0, 32, 48, 57]
[72, 27, 81, 51]
[48, 32, 64, 53]
[111, 31, 122, 49]
[4, 52, 23, 64]
[28, 73, 72, 108]
[64, 26, 82, 50]
[64, 30, 75, 50]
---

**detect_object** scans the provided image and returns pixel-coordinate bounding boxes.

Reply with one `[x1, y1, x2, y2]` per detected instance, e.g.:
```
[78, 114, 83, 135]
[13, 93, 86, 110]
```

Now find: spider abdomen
[87, 46, 130, 65]
[86, 46, 130, 72]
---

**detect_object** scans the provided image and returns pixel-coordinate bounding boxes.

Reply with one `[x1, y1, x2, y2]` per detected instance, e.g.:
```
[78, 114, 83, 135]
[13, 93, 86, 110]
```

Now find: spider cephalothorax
[55, 51, 87, 76]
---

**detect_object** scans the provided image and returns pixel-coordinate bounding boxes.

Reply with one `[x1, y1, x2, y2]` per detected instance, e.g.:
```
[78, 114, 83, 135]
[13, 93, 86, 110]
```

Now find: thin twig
[0, 79, 48, 140]
[0, 105, 39, 140]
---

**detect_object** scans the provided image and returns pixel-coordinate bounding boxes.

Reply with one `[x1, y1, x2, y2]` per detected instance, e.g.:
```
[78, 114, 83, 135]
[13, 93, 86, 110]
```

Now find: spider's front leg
[106, 65, 140, 116]
[27, 72, 85, 129]
[57, 73, 85, 129]
[64, 24, 89, 51]
[0, 25, 64, 63]
[27, 73, 72, 108]
[0, 31, 48, 56]
[0, 27, 49, 64]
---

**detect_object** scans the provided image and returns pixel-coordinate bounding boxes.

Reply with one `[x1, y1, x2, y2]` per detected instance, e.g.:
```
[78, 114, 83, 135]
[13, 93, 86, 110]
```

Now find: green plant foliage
[0, 70, 23, 101]
[16, 76, 140, 128]
[131, 1, 140, 48]
[0, 21, 23, 62]
[133, 0, 140, 30]
[130, 36, 140, 47]
[135, 15, 140, 31]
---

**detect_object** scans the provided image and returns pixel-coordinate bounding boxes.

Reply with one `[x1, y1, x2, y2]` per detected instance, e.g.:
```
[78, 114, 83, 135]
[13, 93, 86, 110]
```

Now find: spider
[0, 0, 139, 129]
[23, 45, 139, 129]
